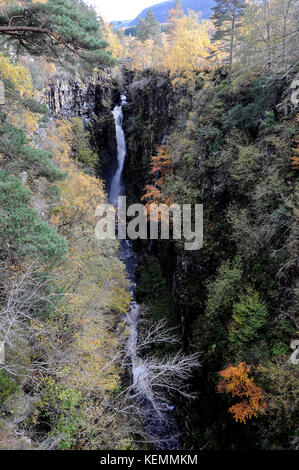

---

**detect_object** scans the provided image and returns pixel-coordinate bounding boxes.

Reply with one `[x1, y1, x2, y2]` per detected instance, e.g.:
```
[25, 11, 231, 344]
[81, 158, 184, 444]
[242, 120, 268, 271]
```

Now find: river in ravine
[109, 95, 181, 450]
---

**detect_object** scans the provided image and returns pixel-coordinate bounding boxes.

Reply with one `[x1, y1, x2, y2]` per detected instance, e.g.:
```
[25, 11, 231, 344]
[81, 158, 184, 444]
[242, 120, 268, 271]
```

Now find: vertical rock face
[122, 71, 174, 204]
[44, 73, 121, 185]
[46, 77, 96, 119]
[93, 77, 120, 189]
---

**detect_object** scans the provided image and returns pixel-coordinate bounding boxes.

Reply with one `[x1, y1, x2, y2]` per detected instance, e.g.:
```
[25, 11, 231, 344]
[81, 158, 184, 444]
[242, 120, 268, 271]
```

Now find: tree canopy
[136, 8, 161, 43]
[211, 0, 246, 77]
[0, 0, 115, 71]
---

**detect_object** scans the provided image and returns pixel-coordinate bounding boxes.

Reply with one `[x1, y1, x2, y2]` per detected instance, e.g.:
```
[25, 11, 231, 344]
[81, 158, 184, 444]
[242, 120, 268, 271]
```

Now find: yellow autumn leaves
[164, 14, 217, 85]
[105, 12, 220, 87]
[0, 53, 34, 97]
[44, 119, 131, 395]
[0, 53, 42, 133]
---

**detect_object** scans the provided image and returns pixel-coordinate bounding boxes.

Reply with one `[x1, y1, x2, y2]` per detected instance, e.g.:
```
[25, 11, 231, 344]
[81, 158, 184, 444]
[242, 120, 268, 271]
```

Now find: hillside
[130, 0, 216, 25]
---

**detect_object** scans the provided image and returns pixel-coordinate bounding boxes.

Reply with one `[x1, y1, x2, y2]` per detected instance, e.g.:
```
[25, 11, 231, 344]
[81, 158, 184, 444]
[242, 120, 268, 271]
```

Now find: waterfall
[110, 94, 153, 402]
[109, 95, 127, 206]
[109, 95, 181, 450]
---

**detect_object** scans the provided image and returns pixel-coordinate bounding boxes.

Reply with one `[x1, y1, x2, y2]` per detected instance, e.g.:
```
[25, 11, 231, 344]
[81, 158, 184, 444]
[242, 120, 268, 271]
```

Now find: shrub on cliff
[229, 289, 268, 360]
[0, 370, 17, 409]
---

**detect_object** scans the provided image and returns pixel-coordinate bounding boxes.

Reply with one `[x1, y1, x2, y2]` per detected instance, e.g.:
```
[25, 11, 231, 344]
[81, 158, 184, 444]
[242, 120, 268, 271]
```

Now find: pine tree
[169, 0, 185, 21]
[0, 113, 65, 181]
[211, 0, 246, 78]
[136, 8, 161, 43]
[0, 170, 67, 261]
[174, 0, 184, 11]
[0, 0, 115, 72]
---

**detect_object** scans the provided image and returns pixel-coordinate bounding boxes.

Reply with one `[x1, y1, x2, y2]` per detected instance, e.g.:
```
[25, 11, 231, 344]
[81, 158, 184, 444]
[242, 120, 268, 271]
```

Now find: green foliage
[230, 143, 261, 193]
[0, 171, 67, 261]
[269, 319, 295, 359]
[137, 257, 176, 325]
[205, 257, 243, 319]
[0, 0, 116, 72]
[224, 79, 283, 132]
[136, 8, 161, 43]
[225, 103, 254, 129]
[36, 378, 84, 450]
[70, 117, 98, 167]
[212, 0, 246, 40]
[257, 361, 299, 449]
[261, 111, 276, 129]
[229, 289, 268, 357]
[116, 50, 297, 449]
[22, 98, 49, 123]
[136, 256, 179, 355]
[195, 124, 220, 141]
[0, 370, 17, 409]
[211, 0, 246, 75]
[0, 116, 65, 181]
[227, 201, 293, 261]
[78, 148, 98, 167]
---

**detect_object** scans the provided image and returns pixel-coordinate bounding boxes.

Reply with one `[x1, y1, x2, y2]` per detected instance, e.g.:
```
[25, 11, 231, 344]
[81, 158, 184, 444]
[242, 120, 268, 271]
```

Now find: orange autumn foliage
[217, 362, 266, 424]
[142, 146, 173, 221]
[150, 146, 172, 185]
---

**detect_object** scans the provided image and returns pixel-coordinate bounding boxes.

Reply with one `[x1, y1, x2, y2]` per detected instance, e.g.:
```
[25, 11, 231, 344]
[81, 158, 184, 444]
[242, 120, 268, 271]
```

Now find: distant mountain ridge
[130, 0, 216, 26]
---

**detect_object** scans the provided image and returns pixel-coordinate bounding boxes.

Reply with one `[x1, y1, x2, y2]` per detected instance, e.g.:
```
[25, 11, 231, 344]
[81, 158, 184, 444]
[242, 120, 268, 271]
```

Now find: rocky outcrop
[122, 70, 174, 203]
[45, 76, 95, 119]
[93, 76, 120, 189]
[43, 72, 121, 185]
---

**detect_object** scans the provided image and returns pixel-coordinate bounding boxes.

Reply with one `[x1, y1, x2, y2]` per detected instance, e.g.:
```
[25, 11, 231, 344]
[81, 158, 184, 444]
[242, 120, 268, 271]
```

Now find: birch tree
[239, 0, 299, 77]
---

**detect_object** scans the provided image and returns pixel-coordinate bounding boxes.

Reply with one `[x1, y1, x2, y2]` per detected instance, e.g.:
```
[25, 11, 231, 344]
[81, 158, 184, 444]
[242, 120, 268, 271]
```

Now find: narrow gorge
[39, 63, 299, 450]
[110, 92, 183, 450]
[0, 0, 298, 453]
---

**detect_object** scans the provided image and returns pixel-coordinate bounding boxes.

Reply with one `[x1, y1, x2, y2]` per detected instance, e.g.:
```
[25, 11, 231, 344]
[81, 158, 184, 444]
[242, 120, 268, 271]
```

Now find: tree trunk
[229, 13, 236, 79]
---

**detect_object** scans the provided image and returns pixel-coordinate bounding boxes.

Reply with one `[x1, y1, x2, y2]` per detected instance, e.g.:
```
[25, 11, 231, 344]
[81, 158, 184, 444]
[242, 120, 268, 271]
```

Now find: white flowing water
[109, 95, 127, 206]
[110, 96, 181, 449]
[110, 96, 149, 398]
[110, 96, 152, 404]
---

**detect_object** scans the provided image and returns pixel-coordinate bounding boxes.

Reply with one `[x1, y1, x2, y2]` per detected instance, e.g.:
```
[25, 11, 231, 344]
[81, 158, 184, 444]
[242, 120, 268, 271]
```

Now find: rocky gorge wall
[122, 70, 175, 204]
[115, 68, 298, 450]
[42, 67, 298, 450]
[44, 71, 121, 191]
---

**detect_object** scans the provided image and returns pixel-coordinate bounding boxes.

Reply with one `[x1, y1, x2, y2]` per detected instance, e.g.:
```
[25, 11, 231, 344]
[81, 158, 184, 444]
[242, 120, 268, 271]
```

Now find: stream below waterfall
[109, 95, 181, 450]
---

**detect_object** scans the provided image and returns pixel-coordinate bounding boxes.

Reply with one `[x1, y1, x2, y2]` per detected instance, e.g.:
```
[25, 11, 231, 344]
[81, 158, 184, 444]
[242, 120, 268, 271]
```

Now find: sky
[91, 0, 163, 22]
